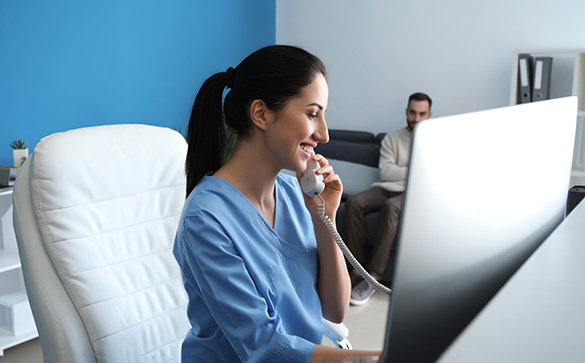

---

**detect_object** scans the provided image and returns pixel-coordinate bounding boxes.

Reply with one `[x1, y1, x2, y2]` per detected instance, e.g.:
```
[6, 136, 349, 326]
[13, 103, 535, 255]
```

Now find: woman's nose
[314, 117, 329, 143]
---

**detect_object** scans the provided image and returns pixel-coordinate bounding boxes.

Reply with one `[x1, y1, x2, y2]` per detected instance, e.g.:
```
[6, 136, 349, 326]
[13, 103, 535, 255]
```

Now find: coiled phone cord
[317, 195, 392, 296]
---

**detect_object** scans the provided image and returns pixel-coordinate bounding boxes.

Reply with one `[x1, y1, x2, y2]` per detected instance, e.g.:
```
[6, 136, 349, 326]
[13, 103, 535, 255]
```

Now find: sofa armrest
[328, 159, 379, 199]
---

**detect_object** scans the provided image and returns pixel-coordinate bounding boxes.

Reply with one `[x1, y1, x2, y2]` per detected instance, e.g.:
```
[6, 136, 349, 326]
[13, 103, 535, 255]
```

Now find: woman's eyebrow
[306, 102, 323, 110]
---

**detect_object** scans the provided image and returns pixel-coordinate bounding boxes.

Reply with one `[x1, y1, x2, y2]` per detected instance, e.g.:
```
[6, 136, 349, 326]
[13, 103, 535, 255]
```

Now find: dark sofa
[315, 129, 396, 283]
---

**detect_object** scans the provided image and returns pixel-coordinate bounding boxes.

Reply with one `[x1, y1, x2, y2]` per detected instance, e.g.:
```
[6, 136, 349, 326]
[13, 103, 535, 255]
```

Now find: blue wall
[0, 0, 275, 166]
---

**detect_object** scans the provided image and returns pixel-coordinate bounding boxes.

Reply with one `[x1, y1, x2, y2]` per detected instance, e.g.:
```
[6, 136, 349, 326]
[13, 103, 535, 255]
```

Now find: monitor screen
[381, 97, 578, 362]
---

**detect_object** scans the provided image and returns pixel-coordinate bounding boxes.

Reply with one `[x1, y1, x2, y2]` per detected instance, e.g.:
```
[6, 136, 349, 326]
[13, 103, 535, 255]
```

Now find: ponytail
[185, 72, 229, 196]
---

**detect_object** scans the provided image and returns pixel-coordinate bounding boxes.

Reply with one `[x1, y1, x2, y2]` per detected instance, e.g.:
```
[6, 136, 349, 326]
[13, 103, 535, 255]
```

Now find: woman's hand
[296, 153, 343, 220]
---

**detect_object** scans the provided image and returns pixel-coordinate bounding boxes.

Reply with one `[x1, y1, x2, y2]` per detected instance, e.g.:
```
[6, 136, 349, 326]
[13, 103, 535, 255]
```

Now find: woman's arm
[298, 153, 351, 323]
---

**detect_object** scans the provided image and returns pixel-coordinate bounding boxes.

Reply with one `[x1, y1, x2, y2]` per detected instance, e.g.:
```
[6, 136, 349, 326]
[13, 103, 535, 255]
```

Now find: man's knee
[382, 194, 403, 216]
[345, 196, 363, 214]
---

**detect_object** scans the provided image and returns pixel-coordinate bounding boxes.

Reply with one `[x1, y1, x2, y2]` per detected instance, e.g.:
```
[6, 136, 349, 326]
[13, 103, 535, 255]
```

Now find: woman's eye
[309, 113, 318, 119]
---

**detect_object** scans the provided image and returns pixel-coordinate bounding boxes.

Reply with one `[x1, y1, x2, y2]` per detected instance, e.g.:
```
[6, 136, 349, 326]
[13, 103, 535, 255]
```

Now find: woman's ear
[249, 99, 273, 131]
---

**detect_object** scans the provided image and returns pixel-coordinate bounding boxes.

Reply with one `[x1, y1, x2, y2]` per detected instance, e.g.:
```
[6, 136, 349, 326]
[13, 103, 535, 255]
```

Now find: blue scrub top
[173, 173, 323, 362]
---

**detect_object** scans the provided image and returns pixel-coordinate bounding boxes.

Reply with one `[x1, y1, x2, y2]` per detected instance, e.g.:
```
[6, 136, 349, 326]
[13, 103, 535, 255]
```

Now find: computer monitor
[381, 97, 578, 362]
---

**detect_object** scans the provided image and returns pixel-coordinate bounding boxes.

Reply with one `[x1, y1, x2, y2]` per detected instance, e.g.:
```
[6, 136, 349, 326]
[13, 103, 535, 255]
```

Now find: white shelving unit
[510, 49, 585, 187]
[0, 187, 37, 356]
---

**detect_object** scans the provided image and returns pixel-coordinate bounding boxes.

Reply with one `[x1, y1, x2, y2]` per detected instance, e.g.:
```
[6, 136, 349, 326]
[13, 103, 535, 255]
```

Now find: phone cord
[317, 196, 392, 296]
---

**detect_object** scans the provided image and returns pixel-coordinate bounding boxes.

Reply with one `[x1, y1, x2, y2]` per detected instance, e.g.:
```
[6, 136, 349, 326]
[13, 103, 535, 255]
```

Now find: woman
[173, 45, 381, 362]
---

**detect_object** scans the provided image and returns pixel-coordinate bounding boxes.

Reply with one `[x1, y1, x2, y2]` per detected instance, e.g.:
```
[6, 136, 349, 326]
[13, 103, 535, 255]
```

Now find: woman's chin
[288, 164, 305, 174]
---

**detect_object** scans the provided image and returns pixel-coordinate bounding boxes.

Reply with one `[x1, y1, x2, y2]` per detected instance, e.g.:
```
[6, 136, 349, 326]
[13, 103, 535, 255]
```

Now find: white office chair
[13, 124, 350, 362]
[12, 125, 190, 362]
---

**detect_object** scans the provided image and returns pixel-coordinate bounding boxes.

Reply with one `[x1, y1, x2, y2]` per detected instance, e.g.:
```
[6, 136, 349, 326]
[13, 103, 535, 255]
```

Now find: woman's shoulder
[188, 174, 227, 196]
[184, 176, 242, 216]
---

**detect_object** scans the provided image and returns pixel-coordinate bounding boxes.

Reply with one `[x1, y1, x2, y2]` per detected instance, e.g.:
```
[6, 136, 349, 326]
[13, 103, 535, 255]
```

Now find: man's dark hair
[408, 92, 432, 109]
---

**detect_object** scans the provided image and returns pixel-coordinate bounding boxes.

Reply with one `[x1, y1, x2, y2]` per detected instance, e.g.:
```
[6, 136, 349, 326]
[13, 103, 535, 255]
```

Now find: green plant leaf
[10, 139, 27, 149]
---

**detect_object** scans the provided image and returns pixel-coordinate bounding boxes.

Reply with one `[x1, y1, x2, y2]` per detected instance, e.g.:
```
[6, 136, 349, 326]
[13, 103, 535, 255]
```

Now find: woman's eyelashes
[308, 109, 321, 119]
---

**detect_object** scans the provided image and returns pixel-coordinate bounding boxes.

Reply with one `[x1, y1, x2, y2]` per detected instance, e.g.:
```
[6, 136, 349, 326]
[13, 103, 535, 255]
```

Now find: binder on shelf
[0, 166, 18, 187]
[532, 57, 553, 102]
[517, 53, 533, 104]
[567, 185, 585, 215]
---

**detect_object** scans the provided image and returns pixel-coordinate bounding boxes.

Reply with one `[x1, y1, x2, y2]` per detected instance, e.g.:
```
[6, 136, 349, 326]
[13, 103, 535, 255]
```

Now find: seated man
[345, 92, 432, 305]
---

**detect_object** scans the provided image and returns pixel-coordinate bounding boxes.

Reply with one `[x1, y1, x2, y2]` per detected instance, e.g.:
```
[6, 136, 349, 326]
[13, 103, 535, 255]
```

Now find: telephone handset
[301, 156, 325, 197]
[301, 153, 391, 296]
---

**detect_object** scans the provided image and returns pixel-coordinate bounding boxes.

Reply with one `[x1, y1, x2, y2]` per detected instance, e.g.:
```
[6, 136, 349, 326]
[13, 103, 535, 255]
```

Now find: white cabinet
[0, 187, 37, 356]
[509, 49, 585, 187]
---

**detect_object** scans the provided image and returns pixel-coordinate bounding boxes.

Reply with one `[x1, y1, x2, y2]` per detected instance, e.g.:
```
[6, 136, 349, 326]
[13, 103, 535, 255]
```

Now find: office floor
[350, 291, 390, 350]
[0, 292, 389, 361]
[322, 291, 390, 351]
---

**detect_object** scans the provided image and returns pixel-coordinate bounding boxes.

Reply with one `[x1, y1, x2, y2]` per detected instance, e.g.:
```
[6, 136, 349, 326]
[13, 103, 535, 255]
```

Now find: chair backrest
[13, 124, 190, 362]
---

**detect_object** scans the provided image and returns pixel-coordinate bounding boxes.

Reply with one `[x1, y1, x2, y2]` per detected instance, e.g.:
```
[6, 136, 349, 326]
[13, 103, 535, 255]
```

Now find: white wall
[276, 0, 585, 134]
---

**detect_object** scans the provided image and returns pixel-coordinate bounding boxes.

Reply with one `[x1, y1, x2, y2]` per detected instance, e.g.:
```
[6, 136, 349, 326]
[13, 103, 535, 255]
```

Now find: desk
[439, 200, 585, 362]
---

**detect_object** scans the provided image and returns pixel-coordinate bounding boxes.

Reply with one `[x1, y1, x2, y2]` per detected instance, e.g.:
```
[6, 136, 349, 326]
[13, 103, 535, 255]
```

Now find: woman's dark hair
[185, 45, 327, 196]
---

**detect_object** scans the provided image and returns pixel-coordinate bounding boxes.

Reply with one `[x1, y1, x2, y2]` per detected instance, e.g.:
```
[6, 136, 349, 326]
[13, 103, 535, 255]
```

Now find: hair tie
[225, 67, 234, 89]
